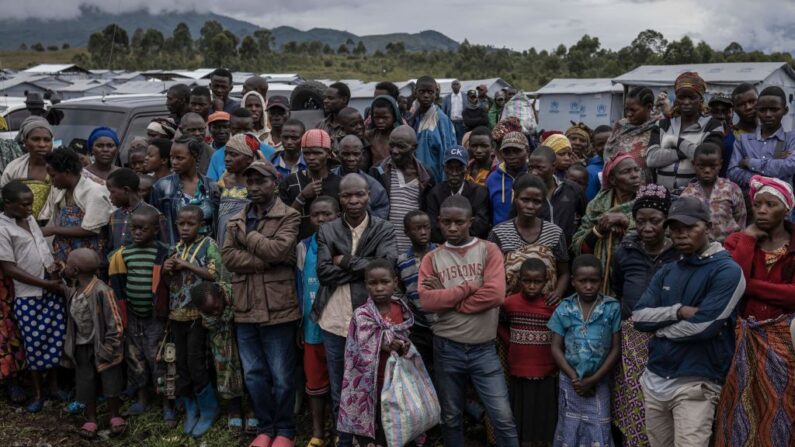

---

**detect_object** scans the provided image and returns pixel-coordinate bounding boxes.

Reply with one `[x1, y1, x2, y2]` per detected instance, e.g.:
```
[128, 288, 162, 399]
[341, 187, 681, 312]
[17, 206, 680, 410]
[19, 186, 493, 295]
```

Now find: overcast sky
[3, 0, 794, 53]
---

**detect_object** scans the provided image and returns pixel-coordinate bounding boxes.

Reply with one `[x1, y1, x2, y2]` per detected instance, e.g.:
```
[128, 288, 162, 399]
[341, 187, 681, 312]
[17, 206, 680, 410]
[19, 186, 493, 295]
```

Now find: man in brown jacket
[221, 160, 301, 447]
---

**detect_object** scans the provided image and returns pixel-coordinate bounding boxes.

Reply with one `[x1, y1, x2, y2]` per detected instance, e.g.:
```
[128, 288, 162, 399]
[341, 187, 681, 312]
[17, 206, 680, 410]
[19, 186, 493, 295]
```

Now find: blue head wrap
[87, 127, 120, 155]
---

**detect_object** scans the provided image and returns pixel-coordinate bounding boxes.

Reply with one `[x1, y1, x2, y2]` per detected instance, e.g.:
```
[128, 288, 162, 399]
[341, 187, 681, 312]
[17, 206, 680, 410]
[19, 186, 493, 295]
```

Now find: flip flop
[245, 417, 260, 434]
[306, 437, 327, 447]
[249, 434, 273, 447]
[110, 416, 127, 436]
[79, 422, 98, 439]
[228, 415, 243, 431]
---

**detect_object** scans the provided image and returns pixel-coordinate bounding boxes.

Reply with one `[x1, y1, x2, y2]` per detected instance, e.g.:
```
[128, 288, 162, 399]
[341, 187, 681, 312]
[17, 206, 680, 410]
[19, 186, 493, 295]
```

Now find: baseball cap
[467, 89, 477, 97]
[664, 196, 711, 227]
[708, 93, 732, 107]
[208, 111, 230, 124]
[266, 95, 290, 112]
[443, 145, 469, 165]
[243, 160, 280, 179]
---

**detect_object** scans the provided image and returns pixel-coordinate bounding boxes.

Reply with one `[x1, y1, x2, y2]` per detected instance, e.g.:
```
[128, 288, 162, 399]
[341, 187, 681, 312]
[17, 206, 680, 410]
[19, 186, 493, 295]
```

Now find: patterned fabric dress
[22, 179, 51, 221]
[612, 321, 651, 447]
[0, 276, 25, 377]
[201, 285, 244, 400]
[603, 118, 656, 178]
[51, 202, 106, 264]
[216, 181, 249, 250]
[13, 292, 65, 371]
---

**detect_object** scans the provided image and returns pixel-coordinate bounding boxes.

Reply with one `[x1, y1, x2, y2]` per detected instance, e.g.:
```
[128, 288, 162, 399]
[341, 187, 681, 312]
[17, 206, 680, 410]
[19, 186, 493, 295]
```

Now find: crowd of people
[0, 66, 792, 447]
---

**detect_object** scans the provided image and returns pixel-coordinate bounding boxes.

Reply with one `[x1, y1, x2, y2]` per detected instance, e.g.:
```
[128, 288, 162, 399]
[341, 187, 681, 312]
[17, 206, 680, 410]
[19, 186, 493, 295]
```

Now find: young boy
[297, 196, 339, 447]
[499, 258, 557, 446]
[106, 168, 166, 254]
[107, 206, 172, 422]
[549, 254, 621, 447]
[138, 175, 155, 204]
[487, 131, 529, 225]
[680, 142, 746, 242]
[271, 118, 307, 178]
[163, 205, 222, 437]
[0, 181, 64, 413]
[62, 248, 126, 439]
[418, 195, 517, 446]
[466, 126, 496, 186]
[397, 210, 437, 367]
[565, 164, 589, 192]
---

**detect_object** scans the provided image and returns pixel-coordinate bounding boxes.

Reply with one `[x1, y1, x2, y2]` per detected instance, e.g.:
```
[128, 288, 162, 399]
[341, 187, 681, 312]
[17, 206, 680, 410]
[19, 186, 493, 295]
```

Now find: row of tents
[2, 62, 795, 129]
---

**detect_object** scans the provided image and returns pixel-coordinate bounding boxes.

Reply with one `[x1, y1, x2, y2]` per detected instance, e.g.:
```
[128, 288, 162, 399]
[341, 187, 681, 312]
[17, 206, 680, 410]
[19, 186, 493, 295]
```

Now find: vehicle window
[119, 114, 167, 164]
[6, 109, 31, 131]
[52, 108, 125, 151]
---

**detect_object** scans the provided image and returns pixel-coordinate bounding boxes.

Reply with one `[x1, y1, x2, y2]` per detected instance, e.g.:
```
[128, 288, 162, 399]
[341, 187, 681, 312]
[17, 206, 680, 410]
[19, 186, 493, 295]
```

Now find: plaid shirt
[107, 200, 169, 253]
[680, 177, 747, 243]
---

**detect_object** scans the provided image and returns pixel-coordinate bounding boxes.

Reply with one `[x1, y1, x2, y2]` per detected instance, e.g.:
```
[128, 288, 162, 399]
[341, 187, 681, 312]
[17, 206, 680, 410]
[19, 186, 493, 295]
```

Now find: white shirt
[450, 92, 464, 120]
[0, 213, 54, 297]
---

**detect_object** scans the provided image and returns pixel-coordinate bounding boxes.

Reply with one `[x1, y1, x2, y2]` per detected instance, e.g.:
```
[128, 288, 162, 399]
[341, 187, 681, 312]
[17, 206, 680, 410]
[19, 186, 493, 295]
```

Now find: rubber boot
[191, 385, 219, 438]
[181, 397, 198, 435]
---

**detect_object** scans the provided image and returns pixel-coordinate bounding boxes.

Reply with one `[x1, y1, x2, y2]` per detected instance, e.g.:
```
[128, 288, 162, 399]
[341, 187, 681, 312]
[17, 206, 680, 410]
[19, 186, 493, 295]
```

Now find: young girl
[499, 258, 558, 446]
[189, 282, 248, 433]
[145, 138, 172, 180]
[0, 181, 65, 413]
[163, 205, 222, 438]
[548, 254, 620, 447]
[62, 248, 126, 439]
[337, 259, 414, 446]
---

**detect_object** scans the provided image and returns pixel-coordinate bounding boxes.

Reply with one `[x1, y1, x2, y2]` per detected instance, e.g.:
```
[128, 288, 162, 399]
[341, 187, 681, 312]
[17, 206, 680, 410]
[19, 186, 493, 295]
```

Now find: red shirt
[377, 301, 405, 391]
[499, 292, 557, 379]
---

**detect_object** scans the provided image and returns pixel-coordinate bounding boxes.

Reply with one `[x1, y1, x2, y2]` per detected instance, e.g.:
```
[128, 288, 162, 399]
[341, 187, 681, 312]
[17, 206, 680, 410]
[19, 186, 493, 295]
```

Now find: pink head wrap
[601, 153, 634, 190]
[749, 175, 795, 211]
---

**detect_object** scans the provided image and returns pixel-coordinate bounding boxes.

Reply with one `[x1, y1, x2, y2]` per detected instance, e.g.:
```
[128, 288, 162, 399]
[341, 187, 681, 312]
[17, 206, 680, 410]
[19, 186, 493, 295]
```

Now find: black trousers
[170, 319, 209, 398]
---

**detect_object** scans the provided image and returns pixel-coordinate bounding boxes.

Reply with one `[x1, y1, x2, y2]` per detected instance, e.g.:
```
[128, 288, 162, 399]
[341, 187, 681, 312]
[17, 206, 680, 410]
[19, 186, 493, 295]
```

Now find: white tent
[532, 78, 623, 131]
[613, 62, 795, 128]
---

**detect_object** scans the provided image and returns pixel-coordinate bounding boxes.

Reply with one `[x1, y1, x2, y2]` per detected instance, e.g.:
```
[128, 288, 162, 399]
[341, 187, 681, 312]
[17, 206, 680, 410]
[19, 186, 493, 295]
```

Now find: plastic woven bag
[501, 90, 537, 134]
[380, 345, 440, 447]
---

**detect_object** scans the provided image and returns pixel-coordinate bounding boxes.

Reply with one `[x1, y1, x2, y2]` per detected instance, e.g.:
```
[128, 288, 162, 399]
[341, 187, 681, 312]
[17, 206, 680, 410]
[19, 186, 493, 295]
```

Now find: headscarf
[540, 130, 562, 142]
[367, 95, 402, 130]
[491, 117, 522, 144]
[147, 117, 177, 140]
[542, 133, 572, 153]
[565, 122, 592, 147]
[19, 116, 52, 141]
[749, 175, 795, 211]
[225, 133, 258, 158]
[632, 183, 672, 215]
[601, 153, 634, 190]
[674, 72, 706, 98]
[87, 127, 120, 155]
[241, 91, 269, 133]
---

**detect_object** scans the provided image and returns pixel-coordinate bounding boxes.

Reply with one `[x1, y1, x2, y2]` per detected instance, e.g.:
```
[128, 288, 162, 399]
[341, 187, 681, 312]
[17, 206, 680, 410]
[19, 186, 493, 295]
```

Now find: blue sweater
[585, 155, 604, 201]
[632, 243, 745, 384]
[486, 163, 527, 226]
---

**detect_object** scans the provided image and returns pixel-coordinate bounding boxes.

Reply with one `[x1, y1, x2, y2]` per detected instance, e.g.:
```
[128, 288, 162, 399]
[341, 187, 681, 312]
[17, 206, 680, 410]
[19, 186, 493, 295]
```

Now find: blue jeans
[237, 322, 297, 438]
[451, 119, 465, 144]
[433, 336, 518, 447]
[322, 329, 353, 447]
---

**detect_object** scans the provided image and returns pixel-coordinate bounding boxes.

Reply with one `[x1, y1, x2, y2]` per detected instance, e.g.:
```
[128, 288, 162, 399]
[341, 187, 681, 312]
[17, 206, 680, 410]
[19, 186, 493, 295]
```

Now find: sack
[380, 346, 440, 447]
[500, 90, 537, 135]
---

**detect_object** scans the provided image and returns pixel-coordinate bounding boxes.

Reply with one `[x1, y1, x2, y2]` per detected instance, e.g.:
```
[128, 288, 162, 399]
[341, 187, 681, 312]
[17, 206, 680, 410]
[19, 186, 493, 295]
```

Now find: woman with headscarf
[543, 133, 576, 181]
[646, 72, 724, 192]
[82, 127, 120, 186]
[146, 117, 177, 141]
[611, 184, 678, 447]
[1, 117, 55, 220]
[572, 153, 642, 295]
[716, 175, 795, 446]
[216, 134, 256, 250]
[242, 91, 270, 142]
[151, 136, 219, 247]
[604, 87, 658, 179]
[565, 122, 593, 162]
[366, 95, 403, 166]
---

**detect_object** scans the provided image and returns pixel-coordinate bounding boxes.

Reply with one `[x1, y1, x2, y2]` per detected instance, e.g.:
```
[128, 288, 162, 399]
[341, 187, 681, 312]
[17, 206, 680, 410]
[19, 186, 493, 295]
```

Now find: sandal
[249, 434, 273, 447]
[110, 416, 127, 436]
[245, 417, 260, 434]
[79, 422, 98, 439]
[306, 437, 327, 447]
[228, 415, 243, 432]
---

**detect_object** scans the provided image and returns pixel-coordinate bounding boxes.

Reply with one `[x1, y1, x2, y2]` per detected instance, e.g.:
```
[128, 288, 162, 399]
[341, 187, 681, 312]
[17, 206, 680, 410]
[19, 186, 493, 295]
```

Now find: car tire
[290, 81, 327, 111]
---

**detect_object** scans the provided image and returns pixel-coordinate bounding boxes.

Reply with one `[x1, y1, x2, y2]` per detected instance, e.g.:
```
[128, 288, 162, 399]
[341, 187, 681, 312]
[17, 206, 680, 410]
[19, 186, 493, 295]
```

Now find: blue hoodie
[632, 242, 745, 384]
[585, 155, 604, 201]
[486, 162, 527, 226]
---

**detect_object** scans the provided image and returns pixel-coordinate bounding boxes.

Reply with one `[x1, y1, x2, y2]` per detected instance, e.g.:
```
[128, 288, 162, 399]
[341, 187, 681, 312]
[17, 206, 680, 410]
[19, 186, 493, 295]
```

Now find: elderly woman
[716, 175, 795, 446]
[242, 91, 270, 142]
[83, 127, 120, 185]
[151, 136, 219, 247]
[610, 184, 679, 447]
[217, 134, 257, 249]
[1, 117, 55, 220]
[572, 153, 642, 294]
[604, 87, 657, 179]
[646, 72, 724, 192]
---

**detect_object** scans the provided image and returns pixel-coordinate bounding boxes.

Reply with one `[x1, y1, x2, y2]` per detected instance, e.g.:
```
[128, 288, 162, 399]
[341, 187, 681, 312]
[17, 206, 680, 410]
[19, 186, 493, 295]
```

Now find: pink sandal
[249, 434, 273, 447]
[79, 422, 98, 439]
[272, 436, 295, 447]
[110, 416, 127, 436]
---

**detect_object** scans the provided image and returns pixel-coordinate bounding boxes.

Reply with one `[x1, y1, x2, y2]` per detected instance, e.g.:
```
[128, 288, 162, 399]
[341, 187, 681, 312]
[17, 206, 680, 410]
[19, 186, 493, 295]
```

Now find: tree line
[71, 21, 795, 91]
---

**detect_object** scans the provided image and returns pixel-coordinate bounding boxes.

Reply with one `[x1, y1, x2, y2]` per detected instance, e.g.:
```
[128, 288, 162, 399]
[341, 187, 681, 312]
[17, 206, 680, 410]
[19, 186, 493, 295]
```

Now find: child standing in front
[680, 142, 746, 242]
[337, 259, 414, 446]
[163, 205, 222, 438]
[0, 181, 66, 413]
[62, 248, 126, 439]
[499, 258, 558, 446]
[297, 196, 339, 447]
[549, 254, 621, 447]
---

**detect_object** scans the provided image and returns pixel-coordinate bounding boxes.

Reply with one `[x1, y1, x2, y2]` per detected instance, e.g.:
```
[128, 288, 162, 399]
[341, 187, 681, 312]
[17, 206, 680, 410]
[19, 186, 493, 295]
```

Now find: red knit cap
[300, 129, 332, 150]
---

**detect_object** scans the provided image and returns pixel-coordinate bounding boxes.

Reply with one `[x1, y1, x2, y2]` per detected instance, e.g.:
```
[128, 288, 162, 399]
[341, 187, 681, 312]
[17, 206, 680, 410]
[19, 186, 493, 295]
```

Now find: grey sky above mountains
[2, 0, 793, 53]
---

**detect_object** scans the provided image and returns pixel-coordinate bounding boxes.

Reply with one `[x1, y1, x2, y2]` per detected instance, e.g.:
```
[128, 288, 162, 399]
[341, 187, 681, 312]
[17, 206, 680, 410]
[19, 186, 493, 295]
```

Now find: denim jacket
[150, 173, 219, 247]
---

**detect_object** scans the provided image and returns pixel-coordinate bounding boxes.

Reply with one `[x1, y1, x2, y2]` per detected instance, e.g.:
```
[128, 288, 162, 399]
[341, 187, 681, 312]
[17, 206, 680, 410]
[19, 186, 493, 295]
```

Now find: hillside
[0, 7, 458, 53]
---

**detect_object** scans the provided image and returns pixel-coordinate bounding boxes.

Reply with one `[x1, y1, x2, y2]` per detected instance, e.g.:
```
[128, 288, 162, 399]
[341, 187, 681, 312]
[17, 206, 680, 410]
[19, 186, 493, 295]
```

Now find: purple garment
[728, 126, 795, 188]
[337, 297, 414, 439]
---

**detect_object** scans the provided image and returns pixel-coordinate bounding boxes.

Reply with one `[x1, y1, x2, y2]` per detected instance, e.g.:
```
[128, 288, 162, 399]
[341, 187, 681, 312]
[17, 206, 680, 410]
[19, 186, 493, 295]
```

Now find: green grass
[0, 48, 87, 70]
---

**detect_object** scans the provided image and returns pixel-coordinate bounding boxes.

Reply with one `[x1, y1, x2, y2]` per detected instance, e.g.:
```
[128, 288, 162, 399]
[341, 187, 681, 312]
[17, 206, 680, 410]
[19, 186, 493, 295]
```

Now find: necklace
[576, 295, 602, 336]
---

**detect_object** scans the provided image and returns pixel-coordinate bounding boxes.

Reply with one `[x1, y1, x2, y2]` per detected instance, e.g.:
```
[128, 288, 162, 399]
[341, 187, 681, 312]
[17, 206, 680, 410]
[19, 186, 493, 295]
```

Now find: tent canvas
[534, 78, 623, 131]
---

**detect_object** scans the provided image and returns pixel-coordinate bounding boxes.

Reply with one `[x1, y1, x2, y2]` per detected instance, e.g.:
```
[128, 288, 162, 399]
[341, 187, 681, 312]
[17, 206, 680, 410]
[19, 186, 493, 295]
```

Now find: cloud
[0, 0, 793, 53]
